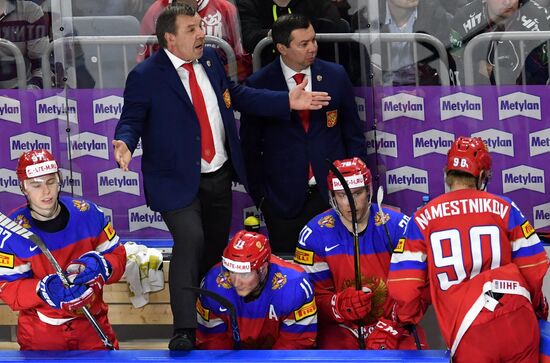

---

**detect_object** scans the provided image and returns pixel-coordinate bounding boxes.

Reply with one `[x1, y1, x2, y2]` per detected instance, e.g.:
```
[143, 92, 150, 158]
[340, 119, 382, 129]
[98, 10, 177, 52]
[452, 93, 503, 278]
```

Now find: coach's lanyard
[272, 4, 292, 22]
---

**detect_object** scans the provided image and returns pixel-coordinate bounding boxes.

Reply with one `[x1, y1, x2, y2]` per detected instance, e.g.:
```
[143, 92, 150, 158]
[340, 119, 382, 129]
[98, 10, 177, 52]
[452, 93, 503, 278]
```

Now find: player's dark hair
[156, 4, 197, 49]
[272, 14, 312, 48]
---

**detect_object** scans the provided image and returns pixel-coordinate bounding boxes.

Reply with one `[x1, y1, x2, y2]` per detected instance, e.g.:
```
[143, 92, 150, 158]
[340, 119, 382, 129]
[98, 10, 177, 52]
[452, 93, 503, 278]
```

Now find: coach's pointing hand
[112, 140, 132, 172]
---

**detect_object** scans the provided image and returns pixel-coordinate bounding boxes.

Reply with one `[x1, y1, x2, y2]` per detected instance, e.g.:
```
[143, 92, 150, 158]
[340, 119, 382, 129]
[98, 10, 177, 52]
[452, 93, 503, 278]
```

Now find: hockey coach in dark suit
[112, 4, 329, 351]
[240, 14, 366, 254]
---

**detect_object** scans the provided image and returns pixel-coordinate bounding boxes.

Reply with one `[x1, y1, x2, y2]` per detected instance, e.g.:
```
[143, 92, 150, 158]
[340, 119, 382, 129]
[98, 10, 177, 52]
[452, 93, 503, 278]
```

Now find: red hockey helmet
[222, 230, 271, 273]
[327, 157, 372, 192]
[446, 137, 492, 178]
[16, 149, 59, 182]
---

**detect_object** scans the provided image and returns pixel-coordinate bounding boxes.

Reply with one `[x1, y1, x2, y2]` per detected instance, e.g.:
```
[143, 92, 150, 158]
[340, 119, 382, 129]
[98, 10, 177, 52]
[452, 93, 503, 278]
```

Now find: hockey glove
[66, 251, 112, 291]
[366, 318, 405, 350]
[37, 274, 95, 312]
[331, 286, 372, 322]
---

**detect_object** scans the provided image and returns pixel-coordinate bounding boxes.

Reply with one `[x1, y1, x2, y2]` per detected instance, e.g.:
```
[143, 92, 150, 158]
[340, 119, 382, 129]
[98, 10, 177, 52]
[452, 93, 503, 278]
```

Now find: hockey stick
[0, 212, 115, 350]
[376, 186, 395, 253]
[376, 188, 422, 350]
[405, 324, 422, 350]
[325, 159, 366, 350]
[182, 286, 241, 349]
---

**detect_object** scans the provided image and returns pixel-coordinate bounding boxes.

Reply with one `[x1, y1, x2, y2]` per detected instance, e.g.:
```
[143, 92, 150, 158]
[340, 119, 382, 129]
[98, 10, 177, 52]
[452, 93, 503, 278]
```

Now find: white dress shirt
[165, 49, 228, 173]
[280, 57, 312, 92]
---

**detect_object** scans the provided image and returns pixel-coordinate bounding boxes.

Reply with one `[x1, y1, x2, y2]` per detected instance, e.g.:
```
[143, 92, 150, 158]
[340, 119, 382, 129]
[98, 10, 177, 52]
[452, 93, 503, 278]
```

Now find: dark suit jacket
[240, 57, 367, 218]
[115, 48, 290, 212]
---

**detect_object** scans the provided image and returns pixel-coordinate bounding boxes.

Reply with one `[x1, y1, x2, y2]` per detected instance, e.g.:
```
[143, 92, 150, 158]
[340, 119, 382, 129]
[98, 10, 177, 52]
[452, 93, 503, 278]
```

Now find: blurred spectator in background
[332, 0, 352, 22]
[237, 0, 345, 68]
[352, 0, 451, 86]
[0, 0, 49, 89]
[437, 0, 468, 16]
[140, 0, 251, 81]
[30, 0, 96, 89]
[449, 0, 550, 85]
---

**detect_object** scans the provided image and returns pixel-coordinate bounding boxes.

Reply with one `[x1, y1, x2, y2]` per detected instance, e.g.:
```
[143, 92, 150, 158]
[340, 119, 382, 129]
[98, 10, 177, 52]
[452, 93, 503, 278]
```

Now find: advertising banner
[364, 85, 550, 234]
[1, 86, 548, 245]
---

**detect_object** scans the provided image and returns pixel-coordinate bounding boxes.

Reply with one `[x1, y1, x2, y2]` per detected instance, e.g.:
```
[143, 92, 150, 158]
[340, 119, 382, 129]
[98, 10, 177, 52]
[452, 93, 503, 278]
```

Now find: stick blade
[377, 185, 384, 207]
[376, 186, 387, 222]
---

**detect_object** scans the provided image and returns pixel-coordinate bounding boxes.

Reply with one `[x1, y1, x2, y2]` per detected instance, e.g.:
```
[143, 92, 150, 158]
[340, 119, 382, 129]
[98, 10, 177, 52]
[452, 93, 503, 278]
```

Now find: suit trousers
[261, 185, 330, 255]
[161, 162, 232, 331]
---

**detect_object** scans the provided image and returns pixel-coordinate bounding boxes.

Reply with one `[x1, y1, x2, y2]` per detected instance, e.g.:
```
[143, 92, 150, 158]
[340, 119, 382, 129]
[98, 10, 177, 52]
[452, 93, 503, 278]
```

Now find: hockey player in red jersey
[0, 149, 126, 350]
[293, 157, 427, 349]
[388, 137, 549, 362]
[196, 230, 317, 349]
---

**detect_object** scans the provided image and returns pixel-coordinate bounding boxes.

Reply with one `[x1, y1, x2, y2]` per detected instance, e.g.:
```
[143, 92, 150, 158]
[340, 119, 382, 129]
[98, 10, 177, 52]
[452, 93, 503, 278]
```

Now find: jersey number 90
[430, 225, 501, 291]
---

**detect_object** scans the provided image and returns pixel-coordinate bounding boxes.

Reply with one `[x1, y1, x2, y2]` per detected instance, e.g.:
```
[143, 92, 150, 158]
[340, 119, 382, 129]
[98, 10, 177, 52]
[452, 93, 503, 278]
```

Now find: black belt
[201, 161, 230, 178]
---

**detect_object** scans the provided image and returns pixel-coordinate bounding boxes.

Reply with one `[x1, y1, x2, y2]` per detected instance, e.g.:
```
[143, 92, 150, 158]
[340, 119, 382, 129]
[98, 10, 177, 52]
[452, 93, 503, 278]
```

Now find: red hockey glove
[366, 318, 405, 350]
[536, 296, 549, 320]
[331, 286, 372, 322]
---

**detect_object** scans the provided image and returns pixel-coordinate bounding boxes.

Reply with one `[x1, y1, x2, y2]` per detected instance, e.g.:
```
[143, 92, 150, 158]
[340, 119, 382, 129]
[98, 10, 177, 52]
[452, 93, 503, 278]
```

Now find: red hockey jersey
[388, 189, 548, 355]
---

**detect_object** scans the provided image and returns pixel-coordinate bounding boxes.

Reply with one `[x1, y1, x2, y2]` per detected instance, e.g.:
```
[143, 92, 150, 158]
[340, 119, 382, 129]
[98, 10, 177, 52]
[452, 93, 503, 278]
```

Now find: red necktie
[292, 73, 310, 132]
[291, 73, 314, 181]
[182, 62, 215, 163]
